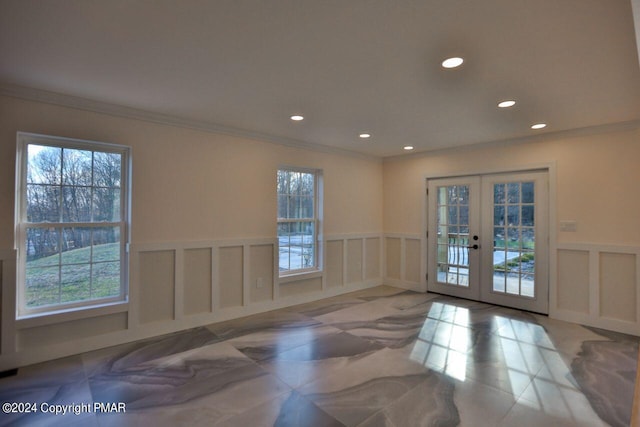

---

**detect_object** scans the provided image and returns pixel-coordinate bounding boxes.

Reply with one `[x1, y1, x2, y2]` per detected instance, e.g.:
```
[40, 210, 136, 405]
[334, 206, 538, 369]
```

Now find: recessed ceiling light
[290, 115, 304, 121]
[498, 100, 516, 108]
[442, 57, 464, 69]
[531, 123, 547, 130]
[359, 133, 371, 139]
[403, 145, 414, 151]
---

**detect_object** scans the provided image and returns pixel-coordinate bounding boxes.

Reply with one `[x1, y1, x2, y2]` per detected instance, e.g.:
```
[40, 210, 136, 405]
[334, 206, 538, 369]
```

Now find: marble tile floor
[1, 286, 639, 427]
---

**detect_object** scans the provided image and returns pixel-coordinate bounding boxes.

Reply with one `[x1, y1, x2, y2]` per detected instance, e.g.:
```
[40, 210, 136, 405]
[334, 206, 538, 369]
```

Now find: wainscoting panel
[218, 246, 244, 309]
[553, 243, 640, 336]
[249, 244, 274, 304]
[365, 237, 381, 280]
[405, 238, 422, 284]
[556, 249, 590, 314]
[384, 234, 425, 291]
[599, 252, 637, 322]
[17, 312, 128, 350]
[325, 234, 383, 291]
[385, 237, 401, 281]
[138, 249, 176, 324]
[183, 248, 212, 315]
[346, 239, 363, 285]
[325, 239, 344, 288]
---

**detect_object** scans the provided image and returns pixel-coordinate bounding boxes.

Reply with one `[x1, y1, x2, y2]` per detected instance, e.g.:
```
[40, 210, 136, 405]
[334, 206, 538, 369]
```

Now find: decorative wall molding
[383, 233, 425, 292]
[552, 242, 640, 336]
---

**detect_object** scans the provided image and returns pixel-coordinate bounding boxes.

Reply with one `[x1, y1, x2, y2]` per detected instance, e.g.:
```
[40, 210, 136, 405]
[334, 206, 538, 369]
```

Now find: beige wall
[0, 96, 383, 247]
[0, 95, 384, 369]
[383, 127, 640, 245]
[383, 126, 640, 334]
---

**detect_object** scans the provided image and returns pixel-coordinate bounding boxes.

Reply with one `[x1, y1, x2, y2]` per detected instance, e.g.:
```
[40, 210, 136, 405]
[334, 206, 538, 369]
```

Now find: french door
[427, 171, 548, 313]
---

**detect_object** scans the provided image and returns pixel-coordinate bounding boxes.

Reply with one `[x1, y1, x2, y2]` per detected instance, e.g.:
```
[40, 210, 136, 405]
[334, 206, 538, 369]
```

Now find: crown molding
[0, 83, 381, 163]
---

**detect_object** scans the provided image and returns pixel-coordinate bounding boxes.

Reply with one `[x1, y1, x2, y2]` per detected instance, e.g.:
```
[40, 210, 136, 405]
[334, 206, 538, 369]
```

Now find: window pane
[493, 227, 505, 249]
[300, 173, 314, 197]
[92, 261, 121, 298]
[447, 186, 457, 204]
[92, 227, 120, 262]
[522, 182, 534, 203]
[459, 205, 469, 226]
[93, 152, 122, 188]
[60, 264, 91, 303]
[447, 206, 457, 225]
[27, 184, 60, 222]
[62, 148, 92, 186]
[288, 222, 302, 270]
[507, 183, 520, 203]
[93, 188, 121, 222]
[458, 186, 469, 205]
[27, 145, 61, 185]
[522, 228, 535, 249]
[62, 186, 92, 222]
[494, 206, 505, 226]
[301, 196, 314, 218]
[277, 222, 291, 271]
[61, 227, 92, 264]
[288, 195, 300, 219]
[494, 184, 505, 204]
[507, 227, 521, 248]
[302, 222, 315, 268]
[25, 265, 60, 308]
[26, 227, 60, 263]
[277, 194, 288, 218]
[522, 205, 534, 226]
[507, 206, 519, 226]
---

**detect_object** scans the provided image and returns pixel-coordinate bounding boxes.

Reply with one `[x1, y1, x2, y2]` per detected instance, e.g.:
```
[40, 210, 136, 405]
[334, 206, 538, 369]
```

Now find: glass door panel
[428, 172, 548, 314]
[436, 184, 470, 287]
[492, 181, 535, 297]
[480, 172, 548, 313]
[428, 176, 480, 300]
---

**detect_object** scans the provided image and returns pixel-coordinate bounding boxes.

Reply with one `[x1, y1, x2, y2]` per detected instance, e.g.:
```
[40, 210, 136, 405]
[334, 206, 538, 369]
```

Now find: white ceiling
[1, 0, 640, 158]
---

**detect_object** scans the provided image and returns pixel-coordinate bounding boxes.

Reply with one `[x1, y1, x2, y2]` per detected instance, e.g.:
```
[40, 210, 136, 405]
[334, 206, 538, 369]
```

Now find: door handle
[467, 244, 479, 250]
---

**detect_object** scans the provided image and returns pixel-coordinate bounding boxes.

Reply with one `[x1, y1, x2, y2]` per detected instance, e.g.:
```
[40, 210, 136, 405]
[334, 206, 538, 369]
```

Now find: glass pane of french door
[436, 184, 470, 287]
[491, 181, 536, 297]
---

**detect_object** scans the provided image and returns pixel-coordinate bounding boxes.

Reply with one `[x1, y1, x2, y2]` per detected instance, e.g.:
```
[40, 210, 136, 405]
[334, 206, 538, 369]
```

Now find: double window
[277, 168, 321, 275]
[15, 133, 130, 317]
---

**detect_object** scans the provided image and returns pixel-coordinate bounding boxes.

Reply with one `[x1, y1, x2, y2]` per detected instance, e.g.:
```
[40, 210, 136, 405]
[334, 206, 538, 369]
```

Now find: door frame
[421, 163, 557, 314]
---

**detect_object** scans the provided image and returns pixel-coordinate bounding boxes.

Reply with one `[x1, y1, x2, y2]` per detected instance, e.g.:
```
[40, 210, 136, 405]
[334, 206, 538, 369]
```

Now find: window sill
[16, 300, 129, 329]
[279, 270, 323, 284]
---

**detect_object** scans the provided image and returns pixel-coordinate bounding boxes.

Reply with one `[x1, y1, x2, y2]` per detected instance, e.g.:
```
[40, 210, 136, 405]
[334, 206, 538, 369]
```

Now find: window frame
[15, 132, 131, 318]
[277, 166, 323, 277]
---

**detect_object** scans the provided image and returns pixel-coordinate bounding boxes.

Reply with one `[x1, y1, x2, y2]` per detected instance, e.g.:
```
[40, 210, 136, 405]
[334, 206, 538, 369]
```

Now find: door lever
[467, 244, 479, 250]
